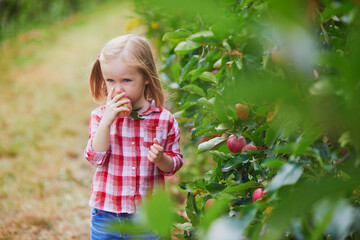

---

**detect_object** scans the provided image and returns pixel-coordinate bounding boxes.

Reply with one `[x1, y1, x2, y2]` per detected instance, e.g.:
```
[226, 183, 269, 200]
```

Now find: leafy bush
[127, 0, 360, 239]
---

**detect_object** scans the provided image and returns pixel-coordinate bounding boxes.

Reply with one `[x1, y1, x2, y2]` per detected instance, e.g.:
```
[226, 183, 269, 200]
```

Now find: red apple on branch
[241, 144, 257, 153]
[227, 135, 246, 153]
[252, 188, 266, 202]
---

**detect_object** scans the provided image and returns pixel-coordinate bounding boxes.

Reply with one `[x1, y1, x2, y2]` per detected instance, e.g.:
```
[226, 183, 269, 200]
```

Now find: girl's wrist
[99, 119, 112, 129]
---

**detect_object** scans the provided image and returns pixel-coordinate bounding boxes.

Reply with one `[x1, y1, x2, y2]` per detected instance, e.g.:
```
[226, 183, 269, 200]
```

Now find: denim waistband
[97, 209, 133, 218]
[93, 208, 136, 222]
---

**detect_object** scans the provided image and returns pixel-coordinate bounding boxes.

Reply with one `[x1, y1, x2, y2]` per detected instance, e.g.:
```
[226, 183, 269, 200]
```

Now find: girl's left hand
[147, 138, 164, 164]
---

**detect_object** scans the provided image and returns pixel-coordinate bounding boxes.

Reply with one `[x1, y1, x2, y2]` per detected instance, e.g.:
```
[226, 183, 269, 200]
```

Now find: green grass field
[0, 2, 149, 239]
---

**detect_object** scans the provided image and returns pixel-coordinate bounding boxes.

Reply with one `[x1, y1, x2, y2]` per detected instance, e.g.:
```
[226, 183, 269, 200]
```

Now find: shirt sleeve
[160, 115, 183, 176]
[84, 109, 111, 167]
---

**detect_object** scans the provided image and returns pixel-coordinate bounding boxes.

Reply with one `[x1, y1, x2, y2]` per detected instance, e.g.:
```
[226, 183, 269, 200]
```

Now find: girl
[84, 34, 183, 240]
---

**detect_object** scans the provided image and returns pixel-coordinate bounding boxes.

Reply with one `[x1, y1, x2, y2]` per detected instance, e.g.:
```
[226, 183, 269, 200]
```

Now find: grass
[0, 1, 148, 239]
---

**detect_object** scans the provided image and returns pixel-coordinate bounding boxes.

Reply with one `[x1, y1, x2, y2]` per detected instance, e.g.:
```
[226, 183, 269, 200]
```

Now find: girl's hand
[147, 138, 164, 164]
[102, 88, 131, 127]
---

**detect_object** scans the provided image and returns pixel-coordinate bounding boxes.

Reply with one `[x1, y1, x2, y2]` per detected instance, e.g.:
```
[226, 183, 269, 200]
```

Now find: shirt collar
[140, 100, 162, 116]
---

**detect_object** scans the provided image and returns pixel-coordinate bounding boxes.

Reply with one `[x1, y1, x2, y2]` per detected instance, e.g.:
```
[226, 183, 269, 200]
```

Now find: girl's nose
[114, 84, 124, 94]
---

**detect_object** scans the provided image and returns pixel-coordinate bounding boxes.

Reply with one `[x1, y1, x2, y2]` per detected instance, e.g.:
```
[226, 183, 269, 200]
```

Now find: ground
[0, 2, 153, 239]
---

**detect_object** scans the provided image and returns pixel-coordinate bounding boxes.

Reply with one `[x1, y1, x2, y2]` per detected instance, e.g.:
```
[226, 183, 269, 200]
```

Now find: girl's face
[101, 56, 149, 108]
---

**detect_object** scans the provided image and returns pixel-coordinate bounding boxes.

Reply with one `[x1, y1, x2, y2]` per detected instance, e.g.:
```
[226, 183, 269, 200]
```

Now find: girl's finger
[112, 92, 127, 103]
[107, 87, 114, 102]
[114, 98, 131, 108]
[114, 106, 131, 115]
[152, 140, 164, 152]
[148, 151, 157, 159]
[153, 138, 160, 145]
[150, 146, 159, 155]
[147, 153, 154, 163]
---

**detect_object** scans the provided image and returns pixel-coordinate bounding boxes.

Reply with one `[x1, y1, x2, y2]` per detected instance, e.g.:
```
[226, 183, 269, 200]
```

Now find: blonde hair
[89, 34, 164, 107]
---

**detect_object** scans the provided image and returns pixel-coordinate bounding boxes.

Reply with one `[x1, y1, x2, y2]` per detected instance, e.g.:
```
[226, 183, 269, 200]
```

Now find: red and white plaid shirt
[84, 100, 183, 213]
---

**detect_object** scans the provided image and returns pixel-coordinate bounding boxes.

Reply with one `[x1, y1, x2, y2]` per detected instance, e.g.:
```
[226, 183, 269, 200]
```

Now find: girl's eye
[106, 79, 115, 83]
[124, 79, 131, 83]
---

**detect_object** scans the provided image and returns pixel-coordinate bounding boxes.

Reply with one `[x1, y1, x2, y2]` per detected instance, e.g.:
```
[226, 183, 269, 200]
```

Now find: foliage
[127, 0, 360, 239]
[0, 0, 114, 41]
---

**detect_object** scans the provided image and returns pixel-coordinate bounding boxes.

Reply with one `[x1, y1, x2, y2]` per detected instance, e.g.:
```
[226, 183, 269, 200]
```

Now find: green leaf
[130, 110, 145, 120]
[174, 40, 202, 55]
[199, 71, 218, 84]
[267, 163, 303, 192]
[181, 84, 206, 97]
[214, 96, 232, 123]
[201, 198, 229, 232]
[222, 181, 258, 194]
[206, 182, 226, 194]
[210, 150, 232, 161]
[265, 126, 278, 148]
[197, 97, 214, 107]
[197, 137, 227, 153]
[189, 30, 215, 42]
[142, 191, 175, 238]
[185, 193, 200, 226]
[324, 199, 359, 239]
[109, 221, 149, 236]
[180, 55, 199, 83]
[174, 222, 194, 232]
[162, 30, 191, 41]
[222, 155, 251, 172]
[213, 59, 222, 68]
[261, 159, 286, 169]
[189, 68, 207, 81]
[338, 131, 350, 148]
[215, 123, 230, 133]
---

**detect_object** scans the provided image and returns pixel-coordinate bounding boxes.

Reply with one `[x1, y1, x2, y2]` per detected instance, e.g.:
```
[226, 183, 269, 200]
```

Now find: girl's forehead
[101, 57, 141, 77]
[102, 51, 138, 66]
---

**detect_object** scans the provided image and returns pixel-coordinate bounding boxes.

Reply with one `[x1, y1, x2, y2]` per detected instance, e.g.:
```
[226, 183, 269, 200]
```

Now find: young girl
[84, 34, 183, 240]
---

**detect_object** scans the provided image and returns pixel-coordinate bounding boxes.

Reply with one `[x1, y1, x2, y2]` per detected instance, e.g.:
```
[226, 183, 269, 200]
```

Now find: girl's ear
[144, 79, 150, 85]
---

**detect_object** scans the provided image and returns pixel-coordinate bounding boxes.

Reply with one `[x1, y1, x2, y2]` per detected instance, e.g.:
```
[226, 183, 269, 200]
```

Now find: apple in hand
[235, 103, 249, 120]
[117, 96, 132, 118]
[227, 135, 246, 153]
[252, 188, 266, 202]
[241, 144, 257, 153]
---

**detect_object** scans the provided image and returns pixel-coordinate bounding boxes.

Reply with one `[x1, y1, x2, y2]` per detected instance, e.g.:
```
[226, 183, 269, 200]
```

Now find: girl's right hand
[102, 88, 131, 127]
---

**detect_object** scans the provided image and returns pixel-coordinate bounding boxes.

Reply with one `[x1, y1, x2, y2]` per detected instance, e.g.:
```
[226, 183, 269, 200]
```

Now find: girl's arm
[84, 111, 111, 167]
[91, 120, 111, 152]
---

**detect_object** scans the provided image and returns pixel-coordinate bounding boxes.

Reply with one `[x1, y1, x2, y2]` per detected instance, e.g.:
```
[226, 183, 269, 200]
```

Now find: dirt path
[0, 2, 142, 239]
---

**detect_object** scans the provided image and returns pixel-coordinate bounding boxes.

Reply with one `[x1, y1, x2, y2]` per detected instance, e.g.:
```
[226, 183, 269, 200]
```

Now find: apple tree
[130, 0, 360, 239]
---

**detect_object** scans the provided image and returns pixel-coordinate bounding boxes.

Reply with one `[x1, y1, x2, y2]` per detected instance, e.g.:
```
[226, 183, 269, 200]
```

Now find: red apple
[252, 188, 266, 202]
[116, 96, 132, 118]
[241, 144, 257, 153]
[227, 135, 246, 153]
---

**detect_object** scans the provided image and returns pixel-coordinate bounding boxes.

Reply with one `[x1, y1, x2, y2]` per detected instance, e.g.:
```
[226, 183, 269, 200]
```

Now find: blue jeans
[90, 208, 161, 240]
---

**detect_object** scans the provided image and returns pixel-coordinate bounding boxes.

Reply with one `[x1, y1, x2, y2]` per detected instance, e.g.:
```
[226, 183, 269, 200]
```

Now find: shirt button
[132, 142, 135, 145]
[132, 167, 136, 170]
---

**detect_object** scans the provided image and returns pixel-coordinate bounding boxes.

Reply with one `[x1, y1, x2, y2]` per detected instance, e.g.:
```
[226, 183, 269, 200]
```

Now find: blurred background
[1, 0, 360, 239]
